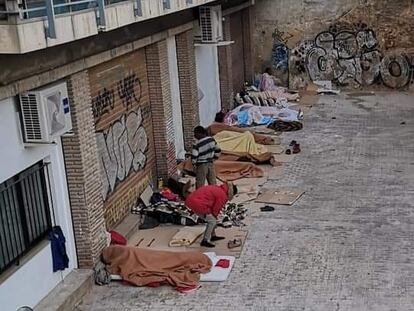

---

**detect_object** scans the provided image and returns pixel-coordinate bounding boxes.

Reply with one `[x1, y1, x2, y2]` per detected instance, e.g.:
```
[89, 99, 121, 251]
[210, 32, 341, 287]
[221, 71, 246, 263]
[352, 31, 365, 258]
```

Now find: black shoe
[200, 240, 215, 248]
[211, 236, 225, 241]
[260, 205, 275, 212]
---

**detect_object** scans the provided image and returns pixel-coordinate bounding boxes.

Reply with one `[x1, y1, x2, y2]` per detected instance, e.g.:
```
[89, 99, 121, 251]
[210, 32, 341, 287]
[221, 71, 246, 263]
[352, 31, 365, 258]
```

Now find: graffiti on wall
[290, 23, 413, 88]
[271, 44, 289, 71]
[96, 109, 148, 199]
[270, 28, 292, 71]
[91, 72, 148, 200]
[92, 73, 142, 122]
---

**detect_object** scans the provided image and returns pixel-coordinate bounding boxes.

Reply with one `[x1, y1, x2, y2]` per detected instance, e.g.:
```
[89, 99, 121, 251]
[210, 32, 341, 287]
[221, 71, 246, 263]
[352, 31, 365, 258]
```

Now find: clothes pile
[133, 194, 199, 228]
[218, 203, 248, 227]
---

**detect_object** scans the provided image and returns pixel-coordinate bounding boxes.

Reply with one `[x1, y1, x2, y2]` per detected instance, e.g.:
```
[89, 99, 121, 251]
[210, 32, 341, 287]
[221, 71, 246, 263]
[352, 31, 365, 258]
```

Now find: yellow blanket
[214, 131, 268, 155]
[169, 226, 205, 247]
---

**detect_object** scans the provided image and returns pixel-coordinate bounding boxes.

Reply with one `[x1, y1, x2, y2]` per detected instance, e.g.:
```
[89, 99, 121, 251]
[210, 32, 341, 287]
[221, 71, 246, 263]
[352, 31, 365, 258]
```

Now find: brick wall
[62, 71, 107, 268]
[242, 7, 254, 83]
[230, 10, 246, 93]
[219, 8, 254, 111]
[145, 40, 177, 181]
[175, 30, 200, 152]
[218, 18, 234, 112]
[88, 49, 156, 228]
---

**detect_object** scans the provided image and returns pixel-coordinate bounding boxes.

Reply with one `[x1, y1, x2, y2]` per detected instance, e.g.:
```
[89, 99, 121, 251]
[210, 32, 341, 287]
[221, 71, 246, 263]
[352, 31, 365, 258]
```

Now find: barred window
[0, 162, 53, 275]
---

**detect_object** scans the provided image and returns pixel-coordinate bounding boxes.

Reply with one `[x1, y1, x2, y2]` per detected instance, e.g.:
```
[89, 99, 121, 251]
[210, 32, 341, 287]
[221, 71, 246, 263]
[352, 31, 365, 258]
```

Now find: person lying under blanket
[207, 112, 277, 145]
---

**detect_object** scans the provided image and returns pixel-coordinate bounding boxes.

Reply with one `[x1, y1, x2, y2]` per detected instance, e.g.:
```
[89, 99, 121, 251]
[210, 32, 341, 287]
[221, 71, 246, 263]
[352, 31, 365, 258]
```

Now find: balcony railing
[0, 0, 214, 53]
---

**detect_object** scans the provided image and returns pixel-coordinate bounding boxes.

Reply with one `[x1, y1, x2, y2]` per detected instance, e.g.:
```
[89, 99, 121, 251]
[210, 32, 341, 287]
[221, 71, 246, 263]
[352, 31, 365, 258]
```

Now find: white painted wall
[0, 97, 77, 311]
[195, 44, 221, 127]
[167, 36, 186, 159]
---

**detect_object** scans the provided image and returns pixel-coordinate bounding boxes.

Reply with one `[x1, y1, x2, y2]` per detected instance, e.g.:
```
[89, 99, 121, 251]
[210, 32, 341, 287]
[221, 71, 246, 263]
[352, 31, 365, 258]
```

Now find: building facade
[0, 0, 254, 309]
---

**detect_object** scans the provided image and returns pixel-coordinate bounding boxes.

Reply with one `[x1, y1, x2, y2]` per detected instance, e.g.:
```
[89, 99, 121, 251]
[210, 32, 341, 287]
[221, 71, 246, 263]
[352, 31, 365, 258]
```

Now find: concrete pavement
[77, 92, 414, 311]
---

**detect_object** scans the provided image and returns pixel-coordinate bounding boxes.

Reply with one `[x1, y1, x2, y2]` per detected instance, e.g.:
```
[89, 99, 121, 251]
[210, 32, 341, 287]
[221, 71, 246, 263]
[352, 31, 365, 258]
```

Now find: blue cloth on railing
[48, 226, 69, 272]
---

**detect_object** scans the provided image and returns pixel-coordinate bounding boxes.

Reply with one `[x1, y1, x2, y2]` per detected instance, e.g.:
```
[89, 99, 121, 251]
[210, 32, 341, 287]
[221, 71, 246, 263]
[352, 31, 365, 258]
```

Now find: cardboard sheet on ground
[231, 192, 259, 204]
[169, 226, 205, 247]
[140, 185, 153, 207]
[187, 227, 248, 257]
[265, 144, 284, 154]
[264, 166, 284, 180]
[230, 183, 259, 204]
[272, 153, 295, 163]
[128, 225, 248, 257]
[256, 189, 305, 205]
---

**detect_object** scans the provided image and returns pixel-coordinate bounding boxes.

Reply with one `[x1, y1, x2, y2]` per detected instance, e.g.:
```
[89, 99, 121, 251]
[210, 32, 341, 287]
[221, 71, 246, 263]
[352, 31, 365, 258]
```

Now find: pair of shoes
[228, 238, 242, 249]
[200, 240, 215, 248]
[293, 143, 301, 154]
[211, 236, 225, 241]
[260, 205, 275, 212]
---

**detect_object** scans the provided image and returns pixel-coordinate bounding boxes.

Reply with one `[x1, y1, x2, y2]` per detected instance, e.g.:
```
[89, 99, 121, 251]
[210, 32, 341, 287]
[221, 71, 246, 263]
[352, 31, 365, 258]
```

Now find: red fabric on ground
[175, 285, 201, 293]
[215, 259, 230, 268]
[109, 230, 127, 245]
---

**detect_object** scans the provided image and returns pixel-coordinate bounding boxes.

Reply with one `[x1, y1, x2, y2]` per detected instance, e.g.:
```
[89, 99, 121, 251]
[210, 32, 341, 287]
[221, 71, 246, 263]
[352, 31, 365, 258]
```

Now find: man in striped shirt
[192, 126, 221, 189]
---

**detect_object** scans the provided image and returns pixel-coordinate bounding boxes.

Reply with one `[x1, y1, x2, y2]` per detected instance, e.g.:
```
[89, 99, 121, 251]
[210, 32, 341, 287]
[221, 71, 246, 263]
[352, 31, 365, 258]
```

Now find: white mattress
[200, 252, 236, 282]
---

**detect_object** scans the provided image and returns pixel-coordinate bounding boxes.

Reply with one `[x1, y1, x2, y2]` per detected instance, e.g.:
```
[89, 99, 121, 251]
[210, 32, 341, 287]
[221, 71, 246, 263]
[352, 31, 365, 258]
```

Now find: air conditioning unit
[195, 5, 223, 43]
[19, 82, 72, 144]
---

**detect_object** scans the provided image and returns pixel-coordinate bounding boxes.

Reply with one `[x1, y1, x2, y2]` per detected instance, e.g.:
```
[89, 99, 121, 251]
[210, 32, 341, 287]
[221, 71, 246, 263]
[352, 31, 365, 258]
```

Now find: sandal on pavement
[293, 143, 301, 154]
[228, 238, 242, 249]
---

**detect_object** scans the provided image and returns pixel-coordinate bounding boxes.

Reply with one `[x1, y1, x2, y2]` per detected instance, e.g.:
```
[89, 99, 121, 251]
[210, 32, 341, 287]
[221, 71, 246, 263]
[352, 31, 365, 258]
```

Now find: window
[0, 162, 53, 275]
[163, 0, 170, 10]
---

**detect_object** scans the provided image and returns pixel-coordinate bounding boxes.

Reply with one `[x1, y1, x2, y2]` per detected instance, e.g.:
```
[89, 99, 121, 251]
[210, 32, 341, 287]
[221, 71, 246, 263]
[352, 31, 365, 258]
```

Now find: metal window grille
[186, 0, 193, 4]
[0, 162, 53, 275]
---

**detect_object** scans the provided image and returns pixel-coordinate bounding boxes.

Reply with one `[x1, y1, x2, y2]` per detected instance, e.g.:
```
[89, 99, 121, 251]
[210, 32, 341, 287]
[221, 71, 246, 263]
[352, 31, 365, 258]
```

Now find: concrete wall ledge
[34, 269, 93, 311]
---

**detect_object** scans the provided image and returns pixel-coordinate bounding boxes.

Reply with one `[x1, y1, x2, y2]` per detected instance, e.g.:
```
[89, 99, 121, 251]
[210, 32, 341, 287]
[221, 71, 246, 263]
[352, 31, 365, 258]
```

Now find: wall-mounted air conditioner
[18, 82, 72, 144]
[195, 5, 223, 43]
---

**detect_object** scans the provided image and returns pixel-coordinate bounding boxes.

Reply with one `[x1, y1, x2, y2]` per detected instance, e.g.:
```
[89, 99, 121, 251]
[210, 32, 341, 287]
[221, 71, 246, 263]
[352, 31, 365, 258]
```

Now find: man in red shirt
[185, 182, 237, 247]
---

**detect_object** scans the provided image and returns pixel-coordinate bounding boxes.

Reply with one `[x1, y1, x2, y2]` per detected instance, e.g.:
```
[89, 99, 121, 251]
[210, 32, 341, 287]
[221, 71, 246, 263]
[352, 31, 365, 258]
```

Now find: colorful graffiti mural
[290, 23, 413, 88]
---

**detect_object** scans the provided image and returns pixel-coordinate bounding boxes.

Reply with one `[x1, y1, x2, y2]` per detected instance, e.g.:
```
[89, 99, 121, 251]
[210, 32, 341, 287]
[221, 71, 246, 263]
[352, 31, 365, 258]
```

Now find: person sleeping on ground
[185, 182, 238, 248]
[207, 111, 276, 145]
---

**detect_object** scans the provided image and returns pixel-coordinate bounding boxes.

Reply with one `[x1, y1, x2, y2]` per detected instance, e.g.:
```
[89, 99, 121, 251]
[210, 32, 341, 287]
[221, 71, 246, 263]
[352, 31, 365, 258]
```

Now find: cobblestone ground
[77, 92, 414, 311]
